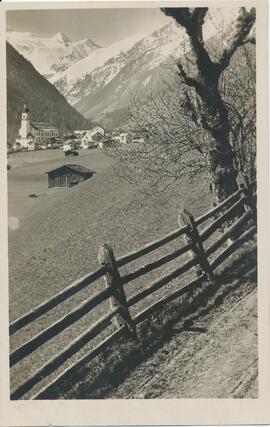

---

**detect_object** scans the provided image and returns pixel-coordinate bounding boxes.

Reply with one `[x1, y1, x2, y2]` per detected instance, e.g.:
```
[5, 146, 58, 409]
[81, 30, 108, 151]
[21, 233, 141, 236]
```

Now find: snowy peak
[50, 31, 150, 86]
[6, 29, 102, 77]
[51, 31, 71, 46]
[51, 21, 185, 105]
[49, 36, 102, 75]
[6, 21, 187, 127]
[75, 37, 101, 48]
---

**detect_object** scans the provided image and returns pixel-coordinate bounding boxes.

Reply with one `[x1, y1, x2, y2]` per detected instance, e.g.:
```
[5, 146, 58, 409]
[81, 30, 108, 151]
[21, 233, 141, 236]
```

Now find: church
[14, 103, 59, 150]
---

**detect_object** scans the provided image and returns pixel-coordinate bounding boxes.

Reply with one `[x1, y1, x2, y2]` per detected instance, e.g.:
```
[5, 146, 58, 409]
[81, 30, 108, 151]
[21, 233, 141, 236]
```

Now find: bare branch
[218, 7, 256, 71]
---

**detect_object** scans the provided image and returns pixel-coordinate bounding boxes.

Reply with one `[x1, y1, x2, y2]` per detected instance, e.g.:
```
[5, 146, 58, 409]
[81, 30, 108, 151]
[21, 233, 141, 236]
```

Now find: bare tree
[111, 45, 255, 197]
[220, 45, 256, 180]
[159, 7, 255, 202]
[109, 8, 256, 201]
[111, 83, 209, 194]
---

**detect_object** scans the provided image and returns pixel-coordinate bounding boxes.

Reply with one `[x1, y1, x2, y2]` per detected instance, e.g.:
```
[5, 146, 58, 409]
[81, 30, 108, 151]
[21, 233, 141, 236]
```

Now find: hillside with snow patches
[52, 22, 188, 126]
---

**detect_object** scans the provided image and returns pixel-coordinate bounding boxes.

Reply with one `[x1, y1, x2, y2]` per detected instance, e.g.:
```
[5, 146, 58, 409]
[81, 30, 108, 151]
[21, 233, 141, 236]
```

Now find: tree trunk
[161, 7, 255, 203]
[196, 82, 238, 204]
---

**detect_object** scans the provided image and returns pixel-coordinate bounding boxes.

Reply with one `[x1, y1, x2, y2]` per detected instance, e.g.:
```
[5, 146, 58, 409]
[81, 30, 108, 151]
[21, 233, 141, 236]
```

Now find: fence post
[98, 243, 137, 338]
[236, 172, 252, 213]
[179, 209, 215, 282]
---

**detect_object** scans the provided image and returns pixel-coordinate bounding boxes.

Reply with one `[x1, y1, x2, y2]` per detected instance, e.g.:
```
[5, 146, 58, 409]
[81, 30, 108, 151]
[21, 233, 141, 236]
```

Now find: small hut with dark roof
[46, 164, 95, 188]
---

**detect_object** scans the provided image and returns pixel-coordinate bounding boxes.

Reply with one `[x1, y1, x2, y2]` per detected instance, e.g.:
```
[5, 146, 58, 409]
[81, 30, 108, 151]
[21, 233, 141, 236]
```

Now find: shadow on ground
[38, 241, 257, 399]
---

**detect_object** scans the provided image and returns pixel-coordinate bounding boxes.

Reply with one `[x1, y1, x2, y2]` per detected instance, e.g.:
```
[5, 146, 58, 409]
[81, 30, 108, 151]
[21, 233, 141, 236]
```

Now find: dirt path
[109, 282, 258, 399]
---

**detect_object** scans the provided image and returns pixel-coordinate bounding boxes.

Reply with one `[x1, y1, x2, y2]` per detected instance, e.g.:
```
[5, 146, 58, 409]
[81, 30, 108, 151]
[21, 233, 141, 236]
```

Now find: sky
[6, 8, 171, 45]
[6, 7, 243, 46]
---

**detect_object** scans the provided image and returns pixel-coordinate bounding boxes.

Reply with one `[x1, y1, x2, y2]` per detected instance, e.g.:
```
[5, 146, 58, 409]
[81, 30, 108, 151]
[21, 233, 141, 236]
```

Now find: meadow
[9, 148, 256, 399]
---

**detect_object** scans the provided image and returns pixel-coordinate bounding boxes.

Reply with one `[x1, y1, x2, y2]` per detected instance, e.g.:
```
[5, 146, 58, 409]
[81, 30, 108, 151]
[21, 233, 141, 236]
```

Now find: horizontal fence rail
[121, 241, 193, 286]
[200, 197, 246, 242]
[11, 305, 121, 400]
[10, 287, 112, 367]
[9, 173, 257, 400]
[10, 266, 107, 335]
[205, 211, 251, 257]
[116, 224, 189, 268]
[127, 257, 198, 307]
[195, 188, 242, 226]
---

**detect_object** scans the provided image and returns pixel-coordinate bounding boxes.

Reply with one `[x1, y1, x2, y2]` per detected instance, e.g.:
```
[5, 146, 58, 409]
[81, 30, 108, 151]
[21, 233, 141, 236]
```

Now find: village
[7, 102, 147, 189]
[11, 103, 143, 154]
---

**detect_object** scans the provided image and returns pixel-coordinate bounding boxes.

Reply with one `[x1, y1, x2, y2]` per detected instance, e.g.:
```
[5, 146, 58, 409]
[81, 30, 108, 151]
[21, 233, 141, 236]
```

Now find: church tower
[19, 102, 31, 139]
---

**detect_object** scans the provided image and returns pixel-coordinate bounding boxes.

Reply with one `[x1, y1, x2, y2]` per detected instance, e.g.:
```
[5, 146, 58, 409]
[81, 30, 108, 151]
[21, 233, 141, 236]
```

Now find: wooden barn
[46, 164, 95, 188]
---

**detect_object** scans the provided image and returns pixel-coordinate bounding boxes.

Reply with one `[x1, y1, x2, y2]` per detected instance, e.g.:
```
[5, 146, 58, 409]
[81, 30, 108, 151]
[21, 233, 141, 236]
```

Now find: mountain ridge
[7, 29, 101, 78]
[50, 22, 185, 127]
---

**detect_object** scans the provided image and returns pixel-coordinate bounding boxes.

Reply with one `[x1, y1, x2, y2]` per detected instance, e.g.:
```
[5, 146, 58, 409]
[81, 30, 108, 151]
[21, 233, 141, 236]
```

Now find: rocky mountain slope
[6, 42, 92, 146]
[51, 22, 186, 126]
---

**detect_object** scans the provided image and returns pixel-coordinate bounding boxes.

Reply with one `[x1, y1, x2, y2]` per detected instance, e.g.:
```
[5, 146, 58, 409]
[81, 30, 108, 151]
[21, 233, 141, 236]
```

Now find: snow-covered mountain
[7, 9, 245, 128]
[50, 31, 153, 104]
[6, 29, 101, 78]
[7, 22, 187, 127]
[50, 22, 187, 126]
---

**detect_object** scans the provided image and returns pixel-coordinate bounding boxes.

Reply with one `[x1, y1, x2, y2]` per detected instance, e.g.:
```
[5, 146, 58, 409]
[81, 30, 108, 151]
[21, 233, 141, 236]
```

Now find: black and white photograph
[0, 0, 269, 419]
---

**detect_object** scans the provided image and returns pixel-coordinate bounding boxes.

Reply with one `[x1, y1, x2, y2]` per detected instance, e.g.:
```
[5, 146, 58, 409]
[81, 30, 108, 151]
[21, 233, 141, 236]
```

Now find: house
[92, 131, 104, 142]
[15, 103, 59, 150]
[98, 138, 112, 149]
[46, 164, 95, 188]
[112, 134, 121, 144]
[81, 139, 89, 150]
[77, 125, 106, 144]
[81, 139, 97, 150]
[63, 134, 80, 151]
[91, 126, 105, 136]
[132, 135, 144, 143]
[62, 140, 73, 152]
[27, 138, 36, 151]
[12, 141, 22, 151]
[74, 130, 86, 139]
[119, 132, 132, 144]
[49, 137, 63, 149]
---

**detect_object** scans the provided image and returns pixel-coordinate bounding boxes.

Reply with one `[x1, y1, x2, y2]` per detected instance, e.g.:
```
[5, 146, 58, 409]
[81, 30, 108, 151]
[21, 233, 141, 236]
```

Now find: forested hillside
[6, 42, 93, 146]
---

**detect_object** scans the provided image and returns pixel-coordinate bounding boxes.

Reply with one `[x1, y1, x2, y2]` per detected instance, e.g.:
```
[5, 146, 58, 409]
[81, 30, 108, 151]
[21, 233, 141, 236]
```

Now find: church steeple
[21, 102, 30, 121]
[23, 102, 29, 113]
[20, 102, 31, 139]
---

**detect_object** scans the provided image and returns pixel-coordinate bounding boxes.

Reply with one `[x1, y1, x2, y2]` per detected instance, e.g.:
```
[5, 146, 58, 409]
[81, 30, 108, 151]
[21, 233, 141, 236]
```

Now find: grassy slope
[8, 150, 212, 395]
[8, 149, 257, 399]
[61, 243, 257, 399]
[8, 153, 211, 319]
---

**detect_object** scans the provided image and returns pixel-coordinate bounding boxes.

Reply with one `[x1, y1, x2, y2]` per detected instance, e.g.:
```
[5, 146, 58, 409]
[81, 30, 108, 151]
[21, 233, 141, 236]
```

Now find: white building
[91, 126, 105, 136]
[119, 132, 131, 144]
[76, 126, 105, 145]
[81, 139, 89, 150]
[15, 103, 59, 150]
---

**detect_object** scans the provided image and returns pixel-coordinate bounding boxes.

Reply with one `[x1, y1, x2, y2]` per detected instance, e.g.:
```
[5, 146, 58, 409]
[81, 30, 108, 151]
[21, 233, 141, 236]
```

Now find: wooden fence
[9, 173, 257, 400]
